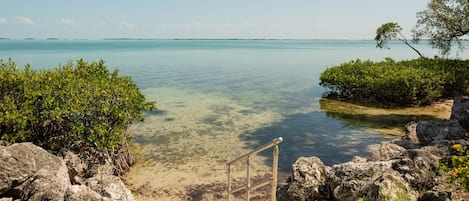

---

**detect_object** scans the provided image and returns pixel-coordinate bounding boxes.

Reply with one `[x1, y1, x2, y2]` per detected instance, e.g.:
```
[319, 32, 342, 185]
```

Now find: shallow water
[1, 39, 466, 199]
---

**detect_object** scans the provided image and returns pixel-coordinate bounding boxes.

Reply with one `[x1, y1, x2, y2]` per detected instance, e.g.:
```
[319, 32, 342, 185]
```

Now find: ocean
[1, 39, 466, 194]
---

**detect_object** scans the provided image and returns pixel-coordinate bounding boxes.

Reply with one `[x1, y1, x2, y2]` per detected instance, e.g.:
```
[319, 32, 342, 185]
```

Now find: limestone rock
[331, 160, 397, 201]
[361, 171, 417, 201]
[86, 174, 134, 201]
[278, 134, 456, 200]
[404, 121, 420, 144]
[451, 96, 469, 132]
[0, 143, 70, 201]
[277, 157, 333, 201]
[65, 185, 105, 201]
[62, 151, 87, 184]
[418, 191, 451, 201]
[368, 142, 405, 161]
[416, 120, 466, 145]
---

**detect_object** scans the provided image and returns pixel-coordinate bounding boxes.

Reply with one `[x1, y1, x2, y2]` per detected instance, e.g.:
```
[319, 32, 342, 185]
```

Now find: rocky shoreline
[1, 96, 467, 201]
[0, 142, 134, 201]
[277, 96, 469, 201]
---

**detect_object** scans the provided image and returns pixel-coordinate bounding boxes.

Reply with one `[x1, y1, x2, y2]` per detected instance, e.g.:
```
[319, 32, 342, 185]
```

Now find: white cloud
[0, 18, 7, 25]
[57, 18, 77, 27]
[121, 22, 136, 28]
[17, 16, 34, 25]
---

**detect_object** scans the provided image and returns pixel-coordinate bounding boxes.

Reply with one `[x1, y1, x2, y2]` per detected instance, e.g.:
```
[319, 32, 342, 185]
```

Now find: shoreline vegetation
[320, 57, 469, 107]
[0, 58, 155, 175]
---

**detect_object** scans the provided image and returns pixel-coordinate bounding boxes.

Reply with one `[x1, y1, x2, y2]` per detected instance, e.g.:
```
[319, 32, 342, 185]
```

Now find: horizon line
[0, 37, 378, 41]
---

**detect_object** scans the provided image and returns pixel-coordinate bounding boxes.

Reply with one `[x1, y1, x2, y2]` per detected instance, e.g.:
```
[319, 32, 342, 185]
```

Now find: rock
[0, 140, 10, 146]
[62, 151, 87, 184]
[368, 142, 405, 161]
[361, 172, 417, 201]
[417, 191, 451, 201]
[404, 121, 420, 144]
[65, 185, 106, 201]
[0, 143, 135, 201]
[450, 96, 469, 132]
[0, 143, 70, 201]
[392, 146, 448, 189]
[86, 174, 134, 201]
[331, 160, 400, 201]
[278, 126, 458, 200]
[277, 157, 333, 201]
[416, 120, 466, 145]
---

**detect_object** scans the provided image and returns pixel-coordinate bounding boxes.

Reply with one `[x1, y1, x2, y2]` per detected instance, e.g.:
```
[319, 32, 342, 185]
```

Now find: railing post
[227, 137, 283, 201]
[246, 156, 251, 201]
[271, 145, 279, 201]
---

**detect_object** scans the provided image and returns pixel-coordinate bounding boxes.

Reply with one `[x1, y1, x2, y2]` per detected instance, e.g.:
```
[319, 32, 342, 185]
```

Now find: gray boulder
[415, 120, 466, 145]
[86, 174, 134, 201]
[277, 157, 332, 201]
[64, 185, 106, 201]
[451, 96, 469, 132]
[0, 143, 70, 201]
[0, 142, 135, 201]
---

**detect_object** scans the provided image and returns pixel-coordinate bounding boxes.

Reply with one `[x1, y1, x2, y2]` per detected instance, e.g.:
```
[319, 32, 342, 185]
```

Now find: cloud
[57, 18, 77, 27]
[0, 18, 7, 25]
[17, 16, 34, 25]
[121, 22, 136, 28]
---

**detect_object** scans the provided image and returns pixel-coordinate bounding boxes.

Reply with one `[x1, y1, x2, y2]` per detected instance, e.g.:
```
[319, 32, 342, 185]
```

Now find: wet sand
[123, 87, 453, 201]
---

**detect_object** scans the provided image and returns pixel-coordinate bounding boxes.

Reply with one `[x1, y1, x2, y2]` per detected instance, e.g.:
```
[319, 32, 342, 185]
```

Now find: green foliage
[413, 0, 469, 55]
[0, 58, 155, 151]
[438, 144, 469, 191]
[375, 22, 424, 58]
[375, 22, 403, 49]
[319, 58, 469, 106]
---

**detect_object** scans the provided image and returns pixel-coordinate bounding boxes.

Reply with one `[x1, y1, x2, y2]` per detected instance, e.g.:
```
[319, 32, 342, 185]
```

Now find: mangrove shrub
[319, 58, 469, 106]
[0, 58, 154, 151]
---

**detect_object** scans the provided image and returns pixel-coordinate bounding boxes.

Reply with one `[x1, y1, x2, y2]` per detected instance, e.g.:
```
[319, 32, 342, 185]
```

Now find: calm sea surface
[1, 39, 467, 173]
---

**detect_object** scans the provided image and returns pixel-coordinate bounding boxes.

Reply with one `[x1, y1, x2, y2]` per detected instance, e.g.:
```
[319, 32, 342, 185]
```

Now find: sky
[0, 0, 431, 39]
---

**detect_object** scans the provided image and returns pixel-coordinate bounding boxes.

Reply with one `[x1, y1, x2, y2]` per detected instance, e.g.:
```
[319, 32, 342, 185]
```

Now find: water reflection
[319, 98, 450, 135]
[240, 111, 387, 170]
[240, 98, 451, 172]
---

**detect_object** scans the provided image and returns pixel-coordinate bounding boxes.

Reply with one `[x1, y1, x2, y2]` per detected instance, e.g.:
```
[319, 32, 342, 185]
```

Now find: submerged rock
[278, 96, 469, 201]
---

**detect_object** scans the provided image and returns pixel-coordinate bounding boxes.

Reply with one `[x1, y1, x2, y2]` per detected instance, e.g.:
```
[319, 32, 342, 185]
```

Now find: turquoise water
[1, 39, 466, 170]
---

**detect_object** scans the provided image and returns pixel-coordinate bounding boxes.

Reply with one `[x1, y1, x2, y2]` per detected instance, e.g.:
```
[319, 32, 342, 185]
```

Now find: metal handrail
[227, 137, 283, 201]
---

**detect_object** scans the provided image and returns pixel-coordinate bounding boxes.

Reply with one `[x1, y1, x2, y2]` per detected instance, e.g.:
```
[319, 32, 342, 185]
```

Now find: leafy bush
[438, 144, 469, 191]
[0, 58, 155, 151]
[400, 58, 469, 97]
[319, 58, 469, 106]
